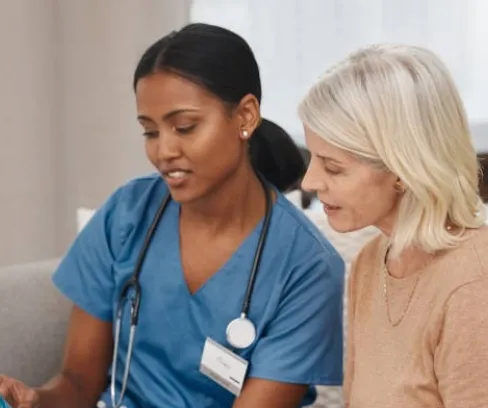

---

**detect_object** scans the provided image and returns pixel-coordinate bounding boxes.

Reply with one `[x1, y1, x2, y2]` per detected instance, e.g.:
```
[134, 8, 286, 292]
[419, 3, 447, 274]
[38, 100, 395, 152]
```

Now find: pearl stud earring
[242, 130, 249, 138]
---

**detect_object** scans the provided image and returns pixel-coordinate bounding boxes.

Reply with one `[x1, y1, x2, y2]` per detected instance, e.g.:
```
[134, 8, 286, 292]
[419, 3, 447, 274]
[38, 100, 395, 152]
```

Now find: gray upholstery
[0, 259, 71, 386]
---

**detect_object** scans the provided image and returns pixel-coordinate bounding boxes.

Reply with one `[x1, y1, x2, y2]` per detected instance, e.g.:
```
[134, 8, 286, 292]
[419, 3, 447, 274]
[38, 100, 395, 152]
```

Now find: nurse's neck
[180, 165, 269, 236]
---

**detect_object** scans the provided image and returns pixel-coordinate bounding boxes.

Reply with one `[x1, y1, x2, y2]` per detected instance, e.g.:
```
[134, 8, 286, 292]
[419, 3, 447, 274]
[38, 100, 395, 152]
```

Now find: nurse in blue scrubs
[0, 23, 344, 408]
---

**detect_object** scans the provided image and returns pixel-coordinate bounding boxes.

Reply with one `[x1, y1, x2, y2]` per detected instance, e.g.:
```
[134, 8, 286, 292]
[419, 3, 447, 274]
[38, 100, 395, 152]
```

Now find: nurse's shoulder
[105, 172, 168, 223]
[52, 173, 167, 318]
[272, 192, 344, 280]
[245, 193, 345, 390]
[84, 173, 169, 248]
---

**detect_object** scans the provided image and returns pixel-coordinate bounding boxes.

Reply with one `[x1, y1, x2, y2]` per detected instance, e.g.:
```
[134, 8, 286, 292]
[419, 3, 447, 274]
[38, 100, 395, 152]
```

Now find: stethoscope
[97, 175, 272, 408]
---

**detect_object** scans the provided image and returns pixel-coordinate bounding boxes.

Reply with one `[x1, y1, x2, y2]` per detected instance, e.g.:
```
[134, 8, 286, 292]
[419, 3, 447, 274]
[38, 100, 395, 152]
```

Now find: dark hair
[298, 147, 316, 209]
[133, 23, 305, 192]
[286, 146, 316, 209]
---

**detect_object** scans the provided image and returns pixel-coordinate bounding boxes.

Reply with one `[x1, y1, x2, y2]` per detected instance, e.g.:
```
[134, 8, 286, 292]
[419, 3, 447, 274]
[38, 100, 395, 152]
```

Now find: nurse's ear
[236, 94, 261, 141]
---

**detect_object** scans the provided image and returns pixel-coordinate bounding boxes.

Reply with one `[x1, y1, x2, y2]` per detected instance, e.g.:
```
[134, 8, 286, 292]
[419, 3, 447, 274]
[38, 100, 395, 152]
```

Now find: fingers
[12, 383, 39, 408]
[0, 375, 39, 408]
[0, 374, 12, 400]
[0, 374, 15, 406]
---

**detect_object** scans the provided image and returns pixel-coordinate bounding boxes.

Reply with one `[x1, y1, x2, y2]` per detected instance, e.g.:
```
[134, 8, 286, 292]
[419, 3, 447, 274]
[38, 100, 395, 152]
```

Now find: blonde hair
[298, 44, 485, 257]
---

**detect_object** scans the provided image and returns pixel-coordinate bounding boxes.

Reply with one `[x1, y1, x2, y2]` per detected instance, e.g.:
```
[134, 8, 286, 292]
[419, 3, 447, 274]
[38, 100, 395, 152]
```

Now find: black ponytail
[249, 119, 306, 192]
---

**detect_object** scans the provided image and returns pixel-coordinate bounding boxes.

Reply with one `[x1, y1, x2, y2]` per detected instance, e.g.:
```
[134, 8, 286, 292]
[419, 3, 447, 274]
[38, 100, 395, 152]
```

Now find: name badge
[199, 337, 249, 396]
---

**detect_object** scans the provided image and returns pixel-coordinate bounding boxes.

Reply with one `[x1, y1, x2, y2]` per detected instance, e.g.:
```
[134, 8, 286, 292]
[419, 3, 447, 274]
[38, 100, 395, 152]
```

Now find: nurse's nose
[157, 132, 182, 162]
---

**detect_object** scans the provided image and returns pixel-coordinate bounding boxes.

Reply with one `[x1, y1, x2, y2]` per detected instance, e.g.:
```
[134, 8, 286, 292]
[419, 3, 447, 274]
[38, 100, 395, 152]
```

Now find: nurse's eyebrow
[137, 108, 200, 123]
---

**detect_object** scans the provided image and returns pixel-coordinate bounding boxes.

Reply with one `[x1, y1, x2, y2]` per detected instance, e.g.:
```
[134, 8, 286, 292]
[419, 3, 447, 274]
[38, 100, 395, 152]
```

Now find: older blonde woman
[298, 44, 488, 408]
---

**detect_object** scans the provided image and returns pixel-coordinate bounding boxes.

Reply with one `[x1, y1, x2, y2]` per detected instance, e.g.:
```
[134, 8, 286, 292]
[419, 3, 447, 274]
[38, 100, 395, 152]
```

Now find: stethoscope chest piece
[226, 315, 256, 349]
[103, 175, 270, 406]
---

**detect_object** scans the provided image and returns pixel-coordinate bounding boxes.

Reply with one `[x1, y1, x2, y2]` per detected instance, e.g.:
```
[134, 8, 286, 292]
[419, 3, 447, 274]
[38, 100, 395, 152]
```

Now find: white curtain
[190, 0, 488, 150]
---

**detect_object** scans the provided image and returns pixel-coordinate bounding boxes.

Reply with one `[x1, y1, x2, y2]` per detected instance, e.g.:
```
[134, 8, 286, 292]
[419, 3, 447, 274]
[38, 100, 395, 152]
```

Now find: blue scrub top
[53, 174, 345, 408]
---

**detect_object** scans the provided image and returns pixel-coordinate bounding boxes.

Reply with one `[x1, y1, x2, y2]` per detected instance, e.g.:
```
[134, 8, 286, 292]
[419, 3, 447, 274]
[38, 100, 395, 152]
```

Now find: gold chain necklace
[382, 243, 424, 327]
[383, 226, 450, 326]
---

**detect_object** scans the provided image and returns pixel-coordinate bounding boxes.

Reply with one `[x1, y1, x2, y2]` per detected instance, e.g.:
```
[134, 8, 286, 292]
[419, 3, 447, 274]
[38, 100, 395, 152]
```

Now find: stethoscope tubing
[108, 174, 272, 408]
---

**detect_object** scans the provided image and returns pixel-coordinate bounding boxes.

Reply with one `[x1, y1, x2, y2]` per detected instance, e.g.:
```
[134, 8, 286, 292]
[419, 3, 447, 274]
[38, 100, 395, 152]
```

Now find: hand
[0, 375, 40, 408]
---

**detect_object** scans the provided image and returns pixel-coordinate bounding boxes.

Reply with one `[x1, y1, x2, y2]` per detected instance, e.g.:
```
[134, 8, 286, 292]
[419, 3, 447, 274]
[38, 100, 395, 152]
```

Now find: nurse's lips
[161, 169, 192, 187]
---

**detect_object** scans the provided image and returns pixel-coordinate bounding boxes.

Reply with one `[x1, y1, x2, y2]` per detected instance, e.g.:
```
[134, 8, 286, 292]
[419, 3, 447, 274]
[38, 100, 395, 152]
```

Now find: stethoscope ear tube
[111, 284, 141, 408]
[121, 278, 142, 326]
[106, 175, 272, 406]
[240, 174, 272, 317]
[108, 194, 171, 408]
[132, 194, 172, 282]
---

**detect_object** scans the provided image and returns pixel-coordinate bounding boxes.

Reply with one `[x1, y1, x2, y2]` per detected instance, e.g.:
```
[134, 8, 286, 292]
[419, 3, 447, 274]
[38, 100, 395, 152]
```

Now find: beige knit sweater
[344, 227, 488, 408]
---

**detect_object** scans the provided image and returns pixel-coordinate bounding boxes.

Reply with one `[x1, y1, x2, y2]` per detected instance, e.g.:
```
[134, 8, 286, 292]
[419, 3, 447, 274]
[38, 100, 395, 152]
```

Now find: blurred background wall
[0, 0, 190, 266]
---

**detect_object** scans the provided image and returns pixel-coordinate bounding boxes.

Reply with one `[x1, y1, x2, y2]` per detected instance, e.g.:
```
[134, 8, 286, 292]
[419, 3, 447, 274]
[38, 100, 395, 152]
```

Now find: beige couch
[0, 210, 378, 407]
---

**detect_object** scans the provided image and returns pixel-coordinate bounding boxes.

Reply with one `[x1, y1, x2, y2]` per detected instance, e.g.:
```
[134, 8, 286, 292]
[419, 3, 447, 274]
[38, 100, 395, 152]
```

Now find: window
[191, 0, 488, 151]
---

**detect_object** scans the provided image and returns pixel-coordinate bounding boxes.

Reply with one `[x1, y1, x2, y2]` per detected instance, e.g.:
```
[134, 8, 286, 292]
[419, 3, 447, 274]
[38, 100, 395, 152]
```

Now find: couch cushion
[76, 207, 95, 233]
[0, 259, 71, 386]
